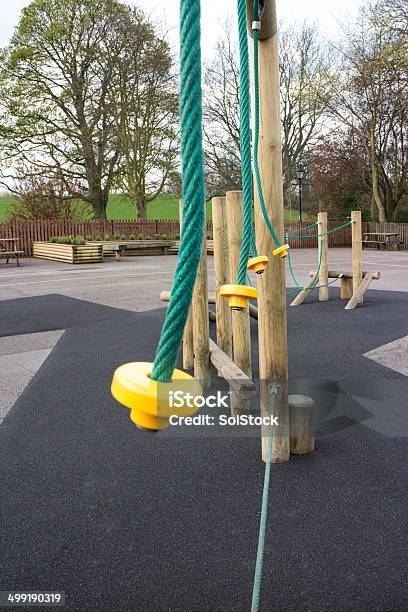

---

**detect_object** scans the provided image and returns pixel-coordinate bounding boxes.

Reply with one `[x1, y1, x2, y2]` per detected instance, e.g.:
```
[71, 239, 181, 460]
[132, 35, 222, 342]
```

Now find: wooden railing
[0, 218, 407, 257]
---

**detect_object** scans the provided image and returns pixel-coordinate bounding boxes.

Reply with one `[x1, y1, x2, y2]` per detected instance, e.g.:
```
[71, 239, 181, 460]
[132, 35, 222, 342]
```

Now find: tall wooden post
[192, 219, 210, 388]
[179, 199, 194, 369]
[247, 0, 290, 463]
[352, 210, 363, 302]
[318, 212, 329, 302]
[212, 197, 232, 357]
[225, 191, 252, 382]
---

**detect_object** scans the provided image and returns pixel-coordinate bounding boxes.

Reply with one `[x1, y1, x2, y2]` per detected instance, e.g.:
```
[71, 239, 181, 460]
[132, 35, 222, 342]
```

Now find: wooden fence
[1, 218, 407, 257]
[0, 219, 210, 256]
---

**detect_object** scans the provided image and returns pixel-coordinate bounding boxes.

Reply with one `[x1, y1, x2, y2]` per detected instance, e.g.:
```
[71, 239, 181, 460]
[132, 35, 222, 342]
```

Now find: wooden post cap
[289, 395, 315, 455]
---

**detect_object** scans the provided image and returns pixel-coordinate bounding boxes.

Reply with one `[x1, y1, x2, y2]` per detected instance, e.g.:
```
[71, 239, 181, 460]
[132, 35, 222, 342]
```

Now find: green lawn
[0, 193, 302, 222]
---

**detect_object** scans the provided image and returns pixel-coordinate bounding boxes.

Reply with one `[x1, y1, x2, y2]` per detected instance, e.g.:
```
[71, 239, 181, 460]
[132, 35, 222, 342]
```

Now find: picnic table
[0, 237, 24, 266]
[362, 232, 403, 250]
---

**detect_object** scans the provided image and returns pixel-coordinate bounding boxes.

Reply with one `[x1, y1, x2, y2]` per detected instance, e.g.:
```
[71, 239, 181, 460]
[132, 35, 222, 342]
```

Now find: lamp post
[296, 163, 305, 222]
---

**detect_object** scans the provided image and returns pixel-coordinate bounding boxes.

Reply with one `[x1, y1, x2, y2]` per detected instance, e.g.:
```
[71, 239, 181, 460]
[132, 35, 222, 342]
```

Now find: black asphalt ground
[1, 290, 407, 611]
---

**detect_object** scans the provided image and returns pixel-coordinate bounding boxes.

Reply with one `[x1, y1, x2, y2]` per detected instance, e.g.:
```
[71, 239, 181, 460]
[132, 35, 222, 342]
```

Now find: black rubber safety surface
[1, 291, 407, 611]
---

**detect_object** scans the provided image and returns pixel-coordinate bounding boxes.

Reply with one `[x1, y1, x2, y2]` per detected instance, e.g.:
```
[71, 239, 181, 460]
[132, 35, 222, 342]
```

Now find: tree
[202, 20, 332, 201]
[309, 131, 371, 219]
[111, 14, 179, 219]
[0, 0, 133, 219]
[9, 164, 89, 220]
[280, 22, 333, 210]
[203, 23, 242, 194]
[327, 2, 408, 221]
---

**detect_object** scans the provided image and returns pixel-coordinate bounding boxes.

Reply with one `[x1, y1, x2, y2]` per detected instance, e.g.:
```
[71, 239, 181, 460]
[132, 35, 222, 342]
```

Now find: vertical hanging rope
[151, 0, 205, 383]
[236, 0, 257, 285]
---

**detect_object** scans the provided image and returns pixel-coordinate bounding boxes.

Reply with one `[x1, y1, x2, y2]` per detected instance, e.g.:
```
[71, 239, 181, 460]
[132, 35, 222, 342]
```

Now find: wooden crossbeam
[309, 269, 380, 280]
[209, 339, 256, 399]
[160, 291, 259, 320]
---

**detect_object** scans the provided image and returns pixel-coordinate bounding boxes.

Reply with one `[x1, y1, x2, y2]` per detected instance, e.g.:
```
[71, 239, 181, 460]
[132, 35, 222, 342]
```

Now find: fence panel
[0, 218, 407, 257]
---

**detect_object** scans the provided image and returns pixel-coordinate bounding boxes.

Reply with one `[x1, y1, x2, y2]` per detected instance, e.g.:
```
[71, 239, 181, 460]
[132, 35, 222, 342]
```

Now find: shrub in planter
[49, 235, 85, 245]
[137, 234, 144, 240]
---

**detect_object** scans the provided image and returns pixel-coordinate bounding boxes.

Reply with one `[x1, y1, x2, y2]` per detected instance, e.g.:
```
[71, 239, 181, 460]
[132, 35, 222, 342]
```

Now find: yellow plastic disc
[220, 284, 258, 311]
[273, 244, 290, 258]
[111, 362, 202, 431]
[247, 255, 269, 275]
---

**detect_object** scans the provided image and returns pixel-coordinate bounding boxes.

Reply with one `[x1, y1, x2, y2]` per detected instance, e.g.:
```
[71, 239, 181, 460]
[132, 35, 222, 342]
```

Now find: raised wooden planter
[86, 240, 175, 257]
[33, 242, 103, 264]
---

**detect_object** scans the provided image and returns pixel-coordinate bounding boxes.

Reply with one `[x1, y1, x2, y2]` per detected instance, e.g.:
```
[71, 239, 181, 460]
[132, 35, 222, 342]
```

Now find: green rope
[250, 384, 277, 612]
[288, 222, 318, 233]
[236, 0, 257, 284]
[151, 0, 204, 382]
[285, 220, 352, 239]
[252, 4, 282, 250]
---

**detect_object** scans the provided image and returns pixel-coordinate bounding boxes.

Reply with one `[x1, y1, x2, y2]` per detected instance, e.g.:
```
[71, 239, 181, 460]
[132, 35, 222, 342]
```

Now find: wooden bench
[0, 238, 24, 266]
[0, 250, 25, 266]
[86, 240, 174, 259]
[363, 232, 403, 250]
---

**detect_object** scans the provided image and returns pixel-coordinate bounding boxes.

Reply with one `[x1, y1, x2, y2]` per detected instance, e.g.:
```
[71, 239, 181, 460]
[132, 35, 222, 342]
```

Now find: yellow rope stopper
[220, 284, 258, 311]
[247, 255, 269, 275]
[111, 362, 202, 431]
[273, 244, 290, 258]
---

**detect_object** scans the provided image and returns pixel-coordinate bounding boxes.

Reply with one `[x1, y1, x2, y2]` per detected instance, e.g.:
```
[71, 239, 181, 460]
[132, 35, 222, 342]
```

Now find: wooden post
[192, 218, 210, 388]
[249, 1, 290, 463]
[225, 191, 252, 379]
[289, 395, 315, 455]
[318, 212, 329, 302]
[179, 199, 194, 370]
[340, 278, 353, 300]
[352, 210, 363, 303]
[212, 197, 232, 357]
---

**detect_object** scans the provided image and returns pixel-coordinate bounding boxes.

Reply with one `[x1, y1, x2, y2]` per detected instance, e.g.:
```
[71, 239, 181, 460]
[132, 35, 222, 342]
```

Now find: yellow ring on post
[273, 244, 290, 258]
[111, 362, 202, 431]
[220, 284, 258, 311]
[247, 255, 269, 275]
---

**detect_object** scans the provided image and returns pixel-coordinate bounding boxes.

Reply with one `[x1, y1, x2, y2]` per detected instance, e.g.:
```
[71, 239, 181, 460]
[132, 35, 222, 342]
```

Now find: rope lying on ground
[151, 0, 204, 382]
[250, 383, 277, 612]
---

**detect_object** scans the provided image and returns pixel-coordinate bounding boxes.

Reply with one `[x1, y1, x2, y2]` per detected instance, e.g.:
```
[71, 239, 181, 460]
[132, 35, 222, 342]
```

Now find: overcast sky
[2, 0, 363, 56]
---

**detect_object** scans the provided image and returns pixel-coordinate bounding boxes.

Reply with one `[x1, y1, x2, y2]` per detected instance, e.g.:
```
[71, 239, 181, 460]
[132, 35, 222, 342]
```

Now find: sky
[2, 0, 364, 57]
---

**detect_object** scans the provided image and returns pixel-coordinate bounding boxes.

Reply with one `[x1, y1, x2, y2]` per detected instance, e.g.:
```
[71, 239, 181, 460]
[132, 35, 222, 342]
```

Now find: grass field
[0, 193, 302, 222]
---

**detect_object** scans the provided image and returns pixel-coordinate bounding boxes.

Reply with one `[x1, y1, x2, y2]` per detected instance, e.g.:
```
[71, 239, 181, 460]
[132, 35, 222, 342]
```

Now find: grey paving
[0, 330, 64, 423]
[364, 335, 408, 376]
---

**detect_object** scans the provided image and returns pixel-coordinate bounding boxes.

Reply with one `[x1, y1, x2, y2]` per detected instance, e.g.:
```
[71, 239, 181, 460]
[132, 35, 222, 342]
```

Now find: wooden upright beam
[250, 1, 289, 463]
[212, 197, 232, 357]
[179, 199, 194, 370]
[225, 191, 252, 379]
[192, 218, 210, 388]
[352, 210, 363, 303]
[318, 212, 329, 302]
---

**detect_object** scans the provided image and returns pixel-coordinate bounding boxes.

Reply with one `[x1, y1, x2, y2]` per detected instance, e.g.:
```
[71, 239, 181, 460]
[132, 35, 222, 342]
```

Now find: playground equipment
[288, 210, 381, 309]
[113, 1, 323, 609]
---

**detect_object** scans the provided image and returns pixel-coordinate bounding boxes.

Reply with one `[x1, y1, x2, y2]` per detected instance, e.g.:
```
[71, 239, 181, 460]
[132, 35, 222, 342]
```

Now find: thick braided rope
[151, 0, 204, 382]
[236, 0, 257, 285]
[252, 1, 282, 249]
